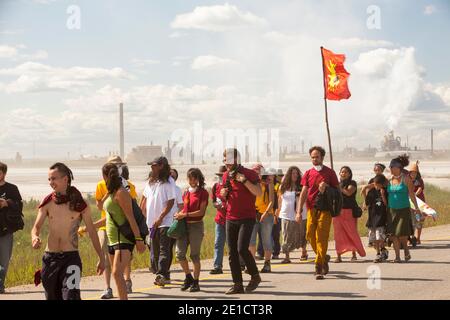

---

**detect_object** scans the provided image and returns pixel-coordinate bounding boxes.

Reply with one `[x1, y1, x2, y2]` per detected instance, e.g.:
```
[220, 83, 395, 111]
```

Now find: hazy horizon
[1, 0, 450, 159]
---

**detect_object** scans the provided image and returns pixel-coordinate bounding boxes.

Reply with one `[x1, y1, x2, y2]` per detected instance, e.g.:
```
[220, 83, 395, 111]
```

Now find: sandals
[334, 257, 342, 263]
[350, 256, 358, 262]
[300, 254, 308, 261]
[404, 253, 411, 262]
[391, 258, 402, 263]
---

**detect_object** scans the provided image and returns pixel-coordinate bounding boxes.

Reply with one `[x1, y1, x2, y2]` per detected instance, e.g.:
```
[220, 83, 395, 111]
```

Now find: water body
[5, 161, 450, 200]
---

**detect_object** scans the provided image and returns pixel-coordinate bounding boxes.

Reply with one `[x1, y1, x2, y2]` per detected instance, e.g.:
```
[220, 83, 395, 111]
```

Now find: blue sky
[1, 0, 449, 159]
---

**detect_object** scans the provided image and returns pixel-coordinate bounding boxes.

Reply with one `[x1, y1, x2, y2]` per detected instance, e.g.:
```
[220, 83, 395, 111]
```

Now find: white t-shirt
[279, 190, 307, 221]
[143, 177, 176, 228]
[168, 184, 183, 218]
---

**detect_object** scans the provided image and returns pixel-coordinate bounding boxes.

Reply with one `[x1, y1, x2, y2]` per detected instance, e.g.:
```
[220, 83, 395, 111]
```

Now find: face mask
[313, 165, 323, 172]
[188, 186, 198, 193]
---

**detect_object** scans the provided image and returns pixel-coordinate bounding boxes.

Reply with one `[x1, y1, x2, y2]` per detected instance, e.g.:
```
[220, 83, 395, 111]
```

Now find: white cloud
[329, 37, 394, 49]
[0, 29, 24, 35]
[424, 5, 436, 15]
[351, 47, 450, 136]
[130, 58, 160, 67]
[0, 44, 48, 60]
[432, 84, 450, 106]
[21, 49, 49, 60]
[0, 62, 130, 93]
[0, 45, 18, 58]
[171, 3, 267, 32]
[169, 31, 187, 38]
[191, 55, 237, 70]
[172, 56, 190, 67]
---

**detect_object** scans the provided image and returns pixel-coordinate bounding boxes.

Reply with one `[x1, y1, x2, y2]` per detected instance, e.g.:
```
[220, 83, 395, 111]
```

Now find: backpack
[109, 198, 149, 243]
[0, 200, 24, 235]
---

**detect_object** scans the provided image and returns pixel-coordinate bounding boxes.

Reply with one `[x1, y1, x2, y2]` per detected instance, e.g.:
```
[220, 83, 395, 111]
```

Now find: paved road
[2, 224, 450, 300]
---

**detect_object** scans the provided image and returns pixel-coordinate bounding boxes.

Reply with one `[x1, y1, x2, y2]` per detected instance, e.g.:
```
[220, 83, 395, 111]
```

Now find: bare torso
[41, 201, 82, 252]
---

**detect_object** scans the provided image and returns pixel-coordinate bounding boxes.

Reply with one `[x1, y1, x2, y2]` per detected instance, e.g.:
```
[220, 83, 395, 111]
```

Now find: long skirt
[333, 208, 366, 257]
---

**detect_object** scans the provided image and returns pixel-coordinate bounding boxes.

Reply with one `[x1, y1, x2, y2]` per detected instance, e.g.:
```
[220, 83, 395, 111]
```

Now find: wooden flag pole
[320, 46, 334, 170]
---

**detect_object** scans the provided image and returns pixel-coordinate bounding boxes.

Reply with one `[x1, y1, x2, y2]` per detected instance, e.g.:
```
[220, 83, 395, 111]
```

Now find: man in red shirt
[220, 148, 262, 294]
[296, 146, 339, 280]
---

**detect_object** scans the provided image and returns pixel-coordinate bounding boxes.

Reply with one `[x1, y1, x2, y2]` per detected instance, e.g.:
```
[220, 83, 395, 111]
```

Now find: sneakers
[260, 261, 271, 273]
[209, 267, 223, 275]
[245, 274, 261, 293]
[154, 274, 166, 287]
[181, 274, 194, 291]
[322, 254, 331, 275]
[100, 287, 113, 299]
[189, 280, 200, 292]
[225, 283, 245, 295]
[125, 280, 132, 294]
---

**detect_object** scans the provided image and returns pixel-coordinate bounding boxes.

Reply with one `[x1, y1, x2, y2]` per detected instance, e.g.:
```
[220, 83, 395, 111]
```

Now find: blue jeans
[0, 233, 13, 290]
[257, 222, 281, 257]
[213, 223, 226, 269]
[250, 214, 274, 252]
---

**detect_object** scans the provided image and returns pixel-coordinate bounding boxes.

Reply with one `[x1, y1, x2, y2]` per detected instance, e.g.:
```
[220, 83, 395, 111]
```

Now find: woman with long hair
[386, 155, 421, 262]
[333, 166, 366, 263]
[276, 166, 308, 263]
[103, 163, 146, 300]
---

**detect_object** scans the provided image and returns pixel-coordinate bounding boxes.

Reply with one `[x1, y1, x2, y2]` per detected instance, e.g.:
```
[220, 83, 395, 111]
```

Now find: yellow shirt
[255, 183, 274, 214]
[95, 179, 137, 231]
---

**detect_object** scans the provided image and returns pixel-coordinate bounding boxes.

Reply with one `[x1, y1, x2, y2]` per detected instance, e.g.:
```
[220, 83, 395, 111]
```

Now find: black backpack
[109, 199, 149, 243]
[0, 201, 24, 236]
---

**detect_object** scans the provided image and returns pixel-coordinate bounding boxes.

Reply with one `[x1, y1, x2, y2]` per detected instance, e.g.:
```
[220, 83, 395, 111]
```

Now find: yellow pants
[306, 209, 332, 265]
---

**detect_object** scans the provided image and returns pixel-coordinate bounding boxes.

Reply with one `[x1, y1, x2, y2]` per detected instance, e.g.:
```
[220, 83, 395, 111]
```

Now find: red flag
[321, 47, 351, 101]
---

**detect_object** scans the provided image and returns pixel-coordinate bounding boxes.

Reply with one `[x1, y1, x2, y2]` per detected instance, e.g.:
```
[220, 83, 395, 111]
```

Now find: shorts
[108, 243, 135, 255]
[176, 221, 204, 263]
[368, 227, 386, 242]
[41, 251, 82, 300]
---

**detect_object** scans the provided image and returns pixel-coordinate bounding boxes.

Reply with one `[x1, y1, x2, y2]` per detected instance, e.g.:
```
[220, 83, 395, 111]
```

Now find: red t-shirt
[301, 166, 339, 210]
[222, 166, 260, 221]
[211, 182, 227, 225]
[182, 188, 209, 223]
[413, 177, 425, 202]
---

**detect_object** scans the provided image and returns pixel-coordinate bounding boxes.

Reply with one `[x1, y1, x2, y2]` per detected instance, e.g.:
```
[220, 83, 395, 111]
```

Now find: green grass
[4, 183, 450, 288]
[5, 196, 219, 288]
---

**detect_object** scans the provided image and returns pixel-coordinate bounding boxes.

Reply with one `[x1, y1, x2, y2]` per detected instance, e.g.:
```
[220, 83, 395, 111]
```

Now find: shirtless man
[31, 163, 105, 300]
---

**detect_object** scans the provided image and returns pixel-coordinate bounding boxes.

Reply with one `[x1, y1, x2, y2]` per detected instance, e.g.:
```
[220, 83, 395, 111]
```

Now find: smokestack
[119, 103, 124, 159]
[431, 129, 434, 155]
